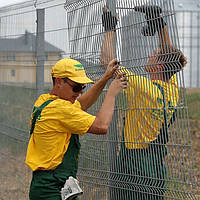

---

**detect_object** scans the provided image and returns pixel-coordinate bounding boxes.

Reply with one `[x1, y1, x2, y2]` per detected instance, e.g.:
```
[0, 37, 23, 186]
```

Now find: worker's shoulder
[34, 94, 76, 108]
[51, 98, 81, 108]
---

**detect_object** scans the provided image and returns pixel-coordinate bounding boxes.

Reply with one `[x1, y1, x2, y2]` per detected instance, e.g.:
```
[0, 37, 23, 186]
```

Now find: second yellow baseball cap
[51, 57, 94, 84]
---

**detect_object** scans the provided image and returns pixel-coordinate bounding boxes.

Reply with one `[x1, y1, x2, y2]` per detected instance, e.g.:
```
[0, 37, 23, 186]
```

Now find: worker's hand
[108, 73, 127, 96]
[103, 58, 120, 80]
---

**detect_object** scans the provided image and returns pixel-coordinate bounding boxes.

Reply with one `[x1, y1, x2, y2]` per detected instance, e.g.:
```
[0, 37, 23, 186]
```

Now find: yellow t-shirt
[25, 94, 96, 171]
[120, 67, 179, 149]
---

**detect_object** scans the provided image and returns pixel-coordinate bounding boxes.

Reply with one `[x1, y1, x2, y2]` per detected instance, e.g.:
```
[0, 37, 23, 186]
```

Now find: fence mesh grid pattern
[0, 0, 198, 199]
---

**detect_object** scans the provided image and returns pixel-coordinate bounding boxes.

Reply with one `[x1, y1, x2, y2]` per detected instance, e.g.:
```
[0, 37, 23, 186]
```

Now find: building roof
[0, 30, 64, 53]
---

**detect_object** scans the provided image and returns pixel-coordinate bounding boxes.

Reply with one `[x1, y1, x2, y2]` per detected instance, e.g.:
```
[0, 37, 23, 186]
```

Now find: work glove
[134, 5, 167, 36]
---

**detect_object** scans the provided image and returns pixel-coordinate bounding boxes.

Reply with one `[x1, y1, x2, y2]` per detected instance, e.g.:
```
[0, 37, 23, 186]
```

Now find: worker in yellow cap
[25, 57, 127, 200]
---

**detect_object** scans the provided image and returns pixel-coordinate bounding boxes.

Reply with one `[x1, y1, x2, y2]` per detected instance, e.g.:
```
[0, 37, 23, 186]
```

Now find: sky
[0, 0, 27, 8]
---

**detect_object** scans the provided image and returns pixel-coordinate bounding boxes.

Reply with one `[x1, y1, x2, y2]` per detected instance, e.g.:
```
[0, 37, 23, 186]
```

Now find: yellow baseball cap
[51, 58, 94, 84]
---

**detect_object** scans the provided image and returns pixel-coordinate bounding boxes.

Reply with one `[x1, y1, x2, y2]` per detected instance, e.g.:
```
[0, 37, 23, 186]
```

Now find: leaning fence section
[66, 0, 198, 199]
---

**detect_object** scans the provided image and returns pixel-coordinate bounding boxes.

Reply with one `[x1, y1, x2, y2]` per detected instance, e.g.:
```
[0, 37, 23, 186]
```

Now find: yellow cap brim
[68, 76, 94, 84]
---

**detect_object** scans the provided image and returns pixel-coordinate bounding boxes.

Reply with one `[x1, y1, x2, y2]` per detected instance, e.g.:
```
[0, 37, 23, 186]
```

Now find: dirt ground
[0, 148, 31, 200]
[189, 119, 200, 198]
[186, 89, 200, 199]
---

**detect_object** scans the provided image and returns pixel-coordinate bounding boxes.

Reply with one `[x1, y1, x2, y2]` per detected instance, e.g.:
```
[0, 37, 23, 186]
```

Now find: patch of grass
[186, 92, 200, 121]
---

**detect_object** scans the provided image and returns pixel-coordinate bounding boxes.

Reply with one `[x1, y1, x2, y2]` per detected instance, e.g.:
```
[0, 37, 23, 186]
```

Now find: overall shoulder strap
[30, 99, 54, 135]
[152, 82, 173, 144]
[153, 82, 168, 123]
[153, 82, 177, 127]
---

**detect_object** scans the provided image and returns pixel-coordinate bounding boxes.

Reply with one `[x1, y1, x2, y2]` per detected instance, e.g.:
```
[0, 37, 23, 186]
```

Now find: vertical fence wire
[176, 10, 200, 88]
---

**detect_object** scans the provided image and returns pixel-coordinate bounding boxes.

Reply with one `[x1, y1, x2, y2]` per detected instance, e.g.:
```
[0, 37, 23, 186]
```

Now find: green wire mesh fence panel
[65, 0, 198, 199]
[0, 0, 67, 199]
[0, 3, 37, 199]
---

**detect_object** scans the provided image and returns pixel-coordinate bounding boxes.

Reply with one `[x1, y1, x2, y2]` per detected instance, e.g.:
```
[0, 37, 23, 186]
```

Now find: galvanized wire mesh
[65, 0, 198, 199]
[0, 0, 198, 199]
[0, 1, 67, 199]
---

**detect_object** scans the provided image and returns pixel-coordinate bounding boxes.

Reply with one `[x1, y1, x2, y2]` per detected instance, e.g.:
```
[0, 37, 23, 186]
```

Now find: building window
[11, 69, 16, 77]
[45, 54, 48, 61]
[7, 53, 16, 61]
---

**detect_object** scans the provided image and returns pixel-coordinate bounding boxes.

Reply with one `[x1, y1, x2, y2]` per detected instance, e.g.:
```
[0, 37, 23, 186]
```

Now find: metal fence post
[36, 8, 45, 97]
[197, 12, 200, 88]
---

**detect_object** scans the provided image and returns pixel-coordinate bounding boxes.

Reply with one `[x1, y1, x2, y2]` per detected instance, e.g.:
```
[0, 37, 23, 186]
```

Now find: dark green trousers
[109, 144, 167, 200]
[30, 170, 67, 200]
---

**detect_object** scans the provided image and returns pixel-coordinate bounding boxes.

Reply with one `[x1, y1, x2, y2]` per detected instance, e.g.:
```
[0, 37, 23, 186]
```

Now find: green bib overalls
[29, 100, 81, 200]
[109, 83, 177, 200]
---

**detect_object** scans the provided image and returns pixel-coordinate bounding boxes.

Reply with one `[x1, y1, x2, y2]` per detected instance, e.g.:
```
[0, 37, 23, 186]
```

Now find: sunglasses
[63, 78, 86, 93]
